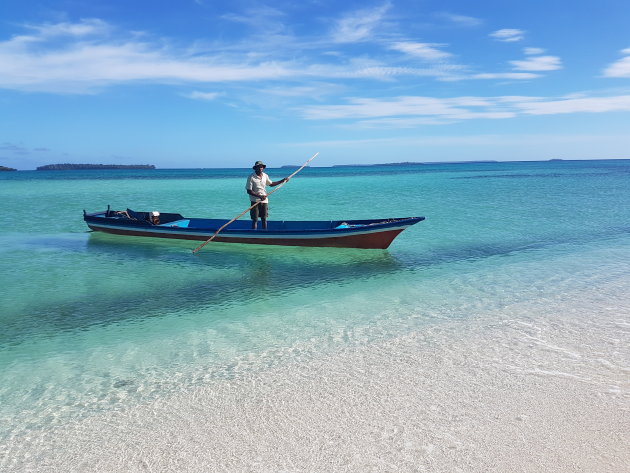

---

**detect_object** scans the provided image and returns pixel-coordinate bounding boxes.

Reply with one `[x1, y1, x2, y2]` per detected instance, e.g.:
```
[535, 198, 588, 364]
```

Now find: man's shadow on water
[2, 233, 404, 347]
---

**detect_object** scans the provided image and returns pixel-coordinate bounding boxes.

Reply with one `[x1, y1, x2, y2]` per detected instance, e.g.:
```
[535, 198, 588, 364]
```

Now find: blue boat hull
[84, 209, 425, 249]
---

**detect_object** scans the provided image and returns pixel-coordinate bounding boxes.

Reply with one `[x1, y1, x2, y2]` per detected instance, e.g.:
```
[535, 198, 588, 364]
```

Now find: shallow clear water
[1, 160, 629, 442]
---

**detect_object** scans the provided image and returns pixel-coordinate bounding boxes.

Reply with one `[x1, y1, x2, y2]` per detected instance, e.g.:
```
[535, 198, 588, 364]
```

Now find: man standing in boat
[246, 161, 289, 229]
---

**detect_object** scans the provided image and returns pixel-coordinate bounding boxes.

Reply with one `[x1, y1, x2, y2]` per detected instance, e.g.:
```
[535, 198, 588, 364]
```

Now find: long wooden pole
[191, 152, 319, 254]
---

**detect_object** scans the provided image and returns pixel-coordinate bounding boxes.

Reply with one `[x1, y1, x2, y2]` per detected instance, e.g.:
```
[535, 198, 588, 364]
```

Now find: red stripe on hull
[88, 225, 404, 249]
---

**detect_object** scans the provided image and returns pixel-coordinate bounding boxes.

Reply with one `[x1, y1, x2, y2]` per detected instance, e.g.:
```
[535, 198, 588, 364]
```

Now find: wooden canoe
[84, 208, 424, 249]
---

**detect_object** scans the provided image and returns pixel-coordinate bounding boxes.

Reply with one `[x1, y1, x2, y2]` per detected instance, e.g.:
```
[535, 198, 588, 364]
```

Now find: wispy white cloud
[524, 47, 545, 55]
[495, 95, 545, 103]
[390, 42, 452, 61]
[185, 91, 222, 101]
[435, 13, 482, 27]
[490, 29, 524, 42]
[603, 48, 630, 78]
[350, 110, 515, 129]
[221, 5, 287, 34]
[306, 63, 465, 82]
[351, 117, 458, 128]
[300, 93, 630, 124]
[516, 94, 630, 114]
[26, 18, 110, 38]
[0, 20, 304, 93]
[472, 72, 540, 80]
[0, 42, 298, 93]
[301, 95, 516, 121]
[260, 83, 344, 99]
[4, 15, 488, 93]
[0, 17, 587, 98]
[510, 55, 562, 71]
[286, 132, 630, 152]
[0, 16, 468, 93]
[330, 3, 391, 43]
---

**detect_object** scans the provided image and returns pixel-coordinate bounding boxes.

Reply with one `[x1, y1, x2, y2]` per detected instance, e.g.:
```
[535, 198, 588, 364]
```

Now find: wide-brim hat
[253, 160, 267, 169]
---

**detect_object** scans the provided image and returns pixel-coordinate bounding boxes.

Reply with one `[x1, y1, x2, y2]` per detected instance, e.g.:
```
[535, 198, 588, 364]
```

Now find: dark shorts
[250, 202, 268, 220]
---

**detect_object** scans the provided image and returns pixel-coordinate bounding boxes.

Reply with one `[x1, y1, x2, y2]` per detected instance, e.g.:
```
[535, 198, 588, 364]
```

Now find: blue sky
[1, 0, 629, 169]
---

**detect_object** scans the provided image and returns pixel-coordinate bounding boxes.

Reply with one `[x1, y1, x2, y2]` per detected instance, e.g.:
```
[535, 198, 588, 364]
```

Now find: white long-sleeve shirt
[245, 172, 272, 203]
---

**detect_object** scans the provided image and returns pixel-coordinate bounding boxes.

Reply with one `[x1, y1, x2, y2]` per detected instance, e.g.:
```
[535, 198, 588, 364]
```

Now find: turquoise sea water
[1, 160, 629, 456]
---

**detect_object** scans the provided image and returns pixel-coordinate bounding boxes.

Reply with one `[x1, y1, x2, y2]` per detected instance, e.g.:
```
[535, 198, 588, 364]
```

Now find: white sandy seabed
[2, 276, 629, 473]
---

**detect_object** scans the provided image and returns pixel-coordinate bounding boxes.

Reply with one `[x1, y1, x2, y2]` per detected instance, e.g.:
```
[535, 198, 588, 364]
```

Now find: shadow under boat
[0, 232, 404, 349]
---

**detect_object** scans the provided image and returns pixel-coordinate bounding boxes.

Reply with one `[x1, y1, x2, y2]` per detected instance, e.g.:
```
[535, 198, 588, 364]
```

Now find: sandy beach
[3, 278, 628, 473]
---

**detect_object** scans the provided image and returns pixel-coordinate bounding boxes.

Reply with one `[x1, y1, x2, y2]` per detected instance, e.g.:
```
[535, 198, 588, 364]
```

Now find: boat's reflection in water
[2, 231, 407, 349]
[81, 232, 402, 323]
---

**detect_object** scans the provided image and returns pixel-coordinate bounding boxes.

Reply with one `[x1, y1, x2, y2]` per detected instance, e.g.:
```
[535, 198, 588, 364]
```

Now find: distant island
[0, 165, 17, 171]
[36, 163, 156, 171]
[333, 160, 499, 167]
[333, 162, 427, 167]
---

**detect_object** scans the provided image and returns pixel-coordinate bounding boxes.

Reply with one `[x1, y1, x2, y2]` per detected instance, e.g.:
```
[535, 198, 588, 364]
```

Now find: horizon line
[3, 156, 630, 172]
